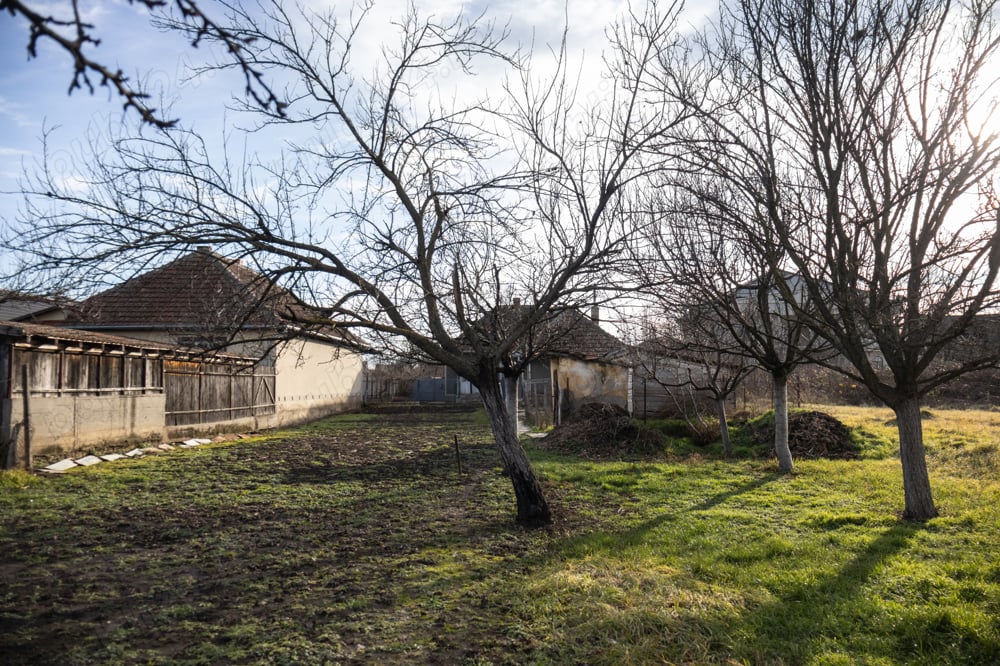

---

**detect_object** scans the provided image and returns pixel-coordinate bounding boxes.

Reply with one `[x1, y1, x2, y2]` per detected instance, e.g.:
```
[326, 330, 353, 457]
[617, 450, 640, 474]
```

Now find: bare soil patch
[0, 409, 552, 665]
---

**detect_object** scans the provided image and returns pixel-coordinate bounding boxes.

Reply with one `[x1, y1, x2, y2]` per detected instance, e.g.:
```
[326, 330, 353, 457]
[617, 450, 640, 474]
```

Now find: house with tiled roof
[66, 247, 365, 428]
[517, 306, 631, 427]
[0, 291, 74, 323]
[435, 303, 631, 427]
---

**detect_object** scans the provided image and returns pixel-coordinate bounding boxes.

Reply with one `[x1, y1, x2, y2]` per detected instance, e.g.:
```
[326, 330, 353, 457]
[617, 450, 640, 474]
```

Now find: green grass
[1, 406, 999, 664]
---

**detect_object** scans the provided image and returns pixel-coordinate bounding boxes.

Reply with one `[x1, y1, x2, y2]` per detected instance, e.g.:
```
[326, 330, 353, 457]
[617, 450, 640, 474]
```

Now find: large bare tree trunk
[716, 396, 732, 456]
[503, 374, 518, 433]
[894, 397, 938, 520]
[773, 373, 793, 472]
[479, 378, 551, 527]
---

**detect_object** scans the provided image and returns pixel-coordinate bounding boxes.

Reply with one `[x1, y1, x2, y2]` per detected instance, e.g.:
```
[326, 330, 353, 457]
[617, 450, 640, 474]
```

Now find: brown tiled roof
[541, 310, 628, 363]
[72, 250, 291, 326]
[473, 305, 627, 364]
[69, 249, 357, 346]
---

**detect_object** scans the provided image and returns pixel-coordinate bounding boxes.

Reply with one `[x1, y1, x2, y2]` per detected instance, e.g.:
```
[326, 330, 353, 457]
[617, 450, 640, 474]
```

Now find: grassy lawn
[2, 405, 999, 665]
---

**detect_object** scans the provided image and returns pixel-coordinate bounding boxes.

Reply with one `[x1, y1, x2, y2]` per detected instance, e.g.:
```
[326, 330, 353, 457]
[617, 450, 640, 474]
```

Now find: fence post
[21, 364, 31, 470]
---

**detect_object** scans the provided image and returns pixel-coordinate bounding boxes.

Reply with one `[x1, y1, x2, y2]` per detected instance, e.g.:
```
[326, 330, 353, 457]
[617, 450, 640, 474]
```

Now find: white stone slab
[124, 448, 145, 457]
[195, 439, 212, 444]
[74, 455, 103, 466]
[100, 454, 125, 461]
[182, 439, 202, 447]
[158, 443, 176, 451]
[44, 458, 78, 472]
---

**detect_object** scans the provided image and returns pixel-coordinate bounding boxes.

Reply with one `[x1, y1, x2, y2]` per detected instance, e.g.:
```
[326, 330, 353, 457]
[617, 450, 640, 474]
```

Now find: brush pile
[541, 403, 664, 457]
[752, 410, 858, 459]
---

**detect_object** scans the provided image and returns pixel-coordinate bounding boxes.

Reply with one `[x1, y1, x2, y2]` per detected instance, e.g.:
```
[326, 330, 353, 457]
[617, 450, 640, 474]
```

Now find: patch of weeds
[0, 470, 42, 491]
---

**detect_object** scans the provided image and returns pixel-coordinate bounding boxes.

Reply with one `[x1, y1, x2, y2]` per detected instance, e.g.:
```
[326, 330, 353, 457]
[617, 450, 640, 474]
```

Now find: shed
[0, 321, 268, 463]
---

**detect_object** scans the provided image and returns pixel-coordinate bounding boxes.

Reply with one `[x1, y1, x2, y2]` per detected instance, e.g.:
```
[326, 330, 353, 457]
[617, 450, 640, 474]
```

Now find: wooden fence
[164, 359, 275, 427]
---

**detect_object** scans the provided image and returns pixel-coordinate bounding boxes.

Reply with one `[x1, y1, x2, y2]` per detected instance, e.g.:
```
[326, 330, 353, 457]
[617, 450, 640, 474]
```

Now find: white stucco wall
[271, 338, 365, 425]
[57, 328, 366, 432]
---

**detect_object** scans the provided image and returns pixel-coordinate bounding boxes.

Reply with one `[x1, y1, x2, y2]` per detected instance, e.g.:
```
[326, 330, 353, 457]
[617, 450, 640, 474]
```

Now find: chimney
[590, 304, 600, 323]
[196, 245, 212, 253]
[513, 297, 521, 307]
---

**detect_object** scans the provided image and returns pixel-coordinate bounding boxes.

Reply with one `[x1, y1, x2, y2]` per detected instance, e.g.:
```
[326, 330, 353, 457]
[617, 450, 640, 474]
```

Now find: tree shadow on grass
[559, 471, 783, 555]
[712, 520, 1000, 664]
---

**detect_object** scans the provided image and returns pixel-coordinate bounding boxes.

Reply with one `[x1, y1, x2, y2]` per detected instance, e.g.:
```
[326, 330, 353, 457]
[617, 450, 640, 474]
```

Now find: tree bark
[479, 378, 552, 527]
[894, 397, 938, 520]
[503, 374, 519, 434]
[773, 373, 793, 472]
[716, 396, 732, 456]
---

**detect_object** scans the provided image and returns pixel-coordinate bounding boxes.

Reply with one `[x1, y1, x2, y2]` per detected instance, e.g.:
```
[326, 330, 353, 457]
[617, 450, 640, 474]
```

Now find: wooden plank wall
[164, 359, 275, 427]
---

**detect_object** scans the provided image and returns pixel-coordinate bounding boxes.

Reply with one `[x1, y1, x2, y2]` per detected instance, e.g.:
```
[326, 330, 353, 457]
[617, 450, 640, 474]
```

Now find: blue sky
[0, 1, 716, 252]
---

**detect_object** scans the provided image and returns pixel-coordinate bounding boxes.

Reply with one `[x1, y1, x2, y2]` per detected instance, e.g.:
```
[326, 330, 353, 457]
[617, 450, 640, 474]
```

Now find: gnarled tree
[648, 0, 1000, 518]
[7, 1, 689, 526]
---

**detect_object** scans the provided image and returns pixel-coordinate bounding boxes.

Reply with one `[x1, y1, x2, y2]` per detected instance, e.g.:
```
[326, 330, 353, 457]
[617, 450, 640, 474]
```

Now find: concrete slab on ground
[43, 459, 78, 472]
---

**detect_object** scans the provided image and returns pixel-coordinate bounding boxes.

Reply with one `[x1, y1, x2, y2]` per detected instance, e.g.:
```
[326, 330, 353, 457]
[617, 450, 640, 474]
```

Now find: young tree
[651, 0, 1000, 518]
[635, 317, 753, 455]
[634, 186, 828, 471]
[7, 1, 688, 526]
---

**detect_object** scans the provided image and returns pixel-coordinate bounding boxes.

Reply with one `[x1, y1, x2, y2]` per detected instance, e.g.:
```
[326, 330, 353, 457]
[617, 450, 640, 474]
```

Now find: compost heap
[542, 402, 664, 456]
[752, 410, 858, 459]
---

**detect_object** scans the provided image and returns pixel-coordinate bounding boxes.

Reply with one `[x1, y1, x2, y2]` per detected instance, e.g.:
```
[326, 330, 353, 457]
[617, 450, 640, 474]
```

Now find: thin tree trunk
[479, 378, 552, 527]
[894, 397, 938, 520]
[716, 396, 732, 456]
[773, 373, 793, 473]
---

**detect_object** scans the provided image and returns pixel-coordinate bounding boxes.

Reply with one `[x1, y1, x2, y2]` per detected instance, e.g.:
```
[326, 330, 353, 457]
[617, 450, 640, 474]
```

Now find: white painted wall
[271, 338, 365, 425]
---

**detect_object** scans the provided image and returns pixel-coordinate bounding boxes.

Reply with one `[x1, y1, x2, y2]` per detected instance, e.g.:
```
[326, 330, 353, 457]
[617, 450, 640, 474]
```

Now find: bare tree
[649, 0, 1000, 518]
[634, 183, 829, 471]
[635, 316, 753, 455]
[7, 1, 689, 526]
[2, 0, 285, 127]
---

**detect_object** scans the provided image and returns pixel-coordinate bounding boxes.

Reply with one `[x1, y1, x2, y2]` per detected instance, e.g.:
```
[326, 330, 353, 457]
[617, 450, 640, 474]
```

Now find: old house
[519, 307, 632, 427]
[65, 247, 366, 428]
[0, 320, 264, 461]
[0, 291, 74, 323]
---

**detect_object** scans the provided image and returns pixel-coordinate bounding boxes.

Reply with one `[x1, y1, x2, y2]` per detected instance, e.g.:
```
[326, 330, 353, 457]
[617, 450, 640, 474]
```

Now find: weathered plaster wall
[19, 392, 166, 456]
[271, 338, 365, 426]
[553, 358, 630, 414]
